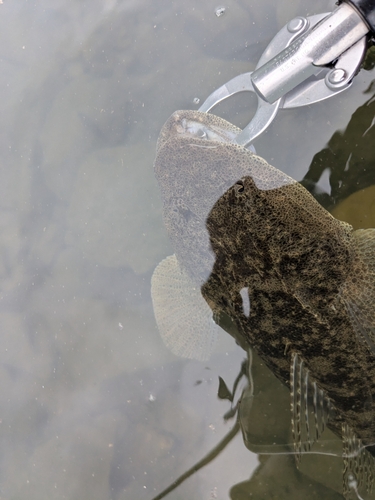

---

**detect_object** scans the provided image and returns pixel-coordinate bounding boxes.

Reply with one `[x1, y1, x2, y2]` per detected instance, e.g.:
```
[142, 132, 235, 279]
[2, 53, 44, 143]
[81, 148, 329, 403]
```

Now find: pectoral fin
[151, 254, 219, 361]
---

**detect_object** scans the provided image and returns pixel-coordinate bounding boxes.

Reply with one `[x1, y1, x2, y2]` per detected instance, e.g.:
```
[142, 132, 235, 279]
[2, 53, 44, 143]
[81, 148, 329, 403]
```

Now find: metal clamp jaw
[198, 1, 371, 148]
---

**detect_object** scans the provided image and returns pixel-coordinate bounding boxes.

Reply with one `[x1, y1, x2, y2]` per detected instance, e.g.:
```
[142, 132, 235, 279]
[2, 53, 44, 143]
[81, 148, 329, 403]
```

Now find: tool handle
[343, 0, 375, 33]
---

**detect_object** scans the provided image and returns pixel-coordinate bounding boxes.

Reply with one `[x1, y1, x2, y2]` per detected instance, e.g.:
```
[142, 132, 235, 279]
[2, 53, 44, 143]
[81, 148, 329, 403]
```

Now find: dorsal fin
[290, 352, 331, 465]
[342, 422, 375, 498]
[291, 353, 375, 498]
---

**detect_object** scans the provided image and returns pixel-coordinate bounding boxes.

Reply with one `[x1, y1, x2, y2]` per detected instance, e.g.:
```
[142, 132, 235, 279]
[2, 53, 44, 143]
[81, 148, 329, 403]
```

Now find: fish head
[154, 110, 295, 283]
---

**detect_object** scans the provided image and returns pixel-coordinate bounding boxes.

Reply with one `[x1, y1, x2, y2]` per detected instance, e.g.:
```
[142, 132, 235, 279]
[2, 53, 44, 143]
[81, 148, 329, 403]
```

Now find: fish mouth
[155, 111, 184, 152]
[158, 110, 243, 146]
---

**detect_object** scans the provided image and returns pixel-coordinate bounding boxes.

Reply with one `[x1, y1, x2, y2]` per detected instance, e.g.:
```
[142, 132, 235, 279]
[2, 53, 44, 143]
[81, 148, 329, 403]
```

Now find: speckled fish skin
[154, 110, 375, 453]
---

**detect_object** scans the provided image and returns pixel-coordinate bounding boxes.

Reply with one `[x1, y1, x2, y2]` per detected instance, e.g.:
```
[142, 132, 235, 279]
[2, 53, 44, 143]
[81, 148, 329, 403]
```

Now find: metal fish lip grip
[199, 0, 375, 148]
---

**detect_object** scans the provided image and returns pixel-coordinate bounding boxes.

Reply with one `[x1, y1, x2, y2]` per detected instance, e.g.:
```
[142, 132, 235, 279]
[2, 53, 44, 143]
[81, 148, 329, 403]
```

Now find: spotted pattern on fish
[153, 110, 375, 456]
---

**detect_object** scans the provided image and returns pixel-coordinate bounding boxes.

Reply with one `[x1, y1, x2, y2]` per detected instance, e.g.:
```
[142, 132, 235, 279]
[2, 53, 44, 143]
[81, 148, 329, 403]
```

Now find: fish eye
[184, 120, 210, 139]
[235, 181, 245, 193]
[196, 128, 207, 139]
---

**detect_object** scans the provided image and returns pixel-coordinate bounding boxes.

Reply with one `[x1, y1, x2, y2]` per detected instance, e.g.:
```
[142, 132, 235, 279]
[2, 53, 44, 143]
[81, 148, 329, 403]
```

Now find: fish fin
[342, 422, 375, 498]
[291, 352, 375, 497]
[341, 229, 375, 355]
[290, 352, 331, 466]
[151, 254, 219, 361]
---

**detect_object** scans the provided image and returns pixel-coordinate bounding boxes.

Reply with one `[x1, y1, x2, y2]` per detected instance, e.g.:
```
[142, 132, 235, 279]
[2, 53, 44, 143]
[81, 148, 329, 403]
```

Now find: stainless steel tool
[199, 1, 373, 148]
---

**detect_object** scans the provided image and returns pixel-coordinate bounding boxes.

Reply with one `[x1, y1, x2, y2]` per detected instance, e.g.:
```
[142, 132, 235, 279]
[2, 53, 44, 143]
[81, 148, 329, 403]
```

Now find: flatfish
[151, 110, 375, 495]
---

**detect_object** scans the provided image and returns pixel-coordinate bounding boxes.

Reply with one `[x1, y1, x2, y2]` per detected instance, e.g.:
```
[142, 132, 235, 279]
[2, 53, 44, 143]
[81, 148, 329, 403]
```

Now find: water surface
[0, 0, 374, 499]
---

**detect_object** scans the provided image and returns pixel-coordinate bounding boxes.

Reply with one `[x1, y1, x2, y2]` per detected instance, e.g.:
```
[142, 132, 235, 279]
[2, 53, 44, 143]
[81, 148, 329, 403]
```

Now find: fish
[151, 110, 375, 493]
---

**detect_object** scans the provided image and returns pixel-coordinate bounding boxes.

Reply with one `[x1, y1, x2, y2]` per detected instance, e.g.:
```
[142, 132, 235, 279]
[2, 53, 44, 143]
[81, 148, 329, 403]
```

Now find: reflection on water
[302, 91, 375, 211]
[1, 0, 375, 498]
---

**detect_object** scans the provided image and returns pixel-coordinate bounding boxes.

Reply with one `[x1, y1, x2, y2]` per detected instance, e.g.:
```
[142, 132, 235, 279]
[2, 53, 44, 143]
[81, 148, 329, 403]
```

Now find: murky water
[0, 0, 374, 499]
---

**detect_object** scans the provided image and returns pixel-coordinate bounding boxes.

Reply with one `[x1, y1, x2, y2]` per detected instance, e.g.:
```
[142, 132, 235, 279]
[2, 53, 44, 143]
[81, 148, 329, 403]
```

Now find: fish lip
[160, 111, 187, 140]
[155, 111, 184, 152]
[175, 117, 187, 135]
